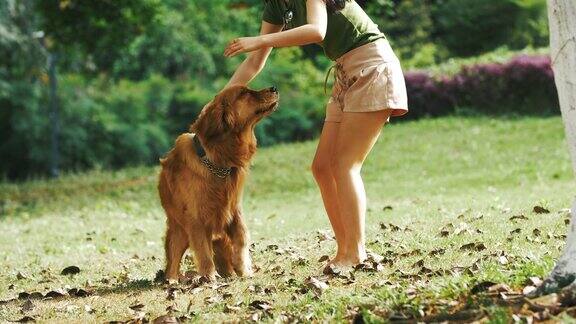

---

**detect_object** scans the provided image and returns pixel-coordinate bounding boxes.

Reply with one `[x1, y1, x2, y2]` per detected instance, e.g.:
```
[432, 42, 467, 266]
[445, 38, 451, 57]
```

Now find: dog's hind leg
[164, 219, 189, 282]
[228, 210, 253, 277]
[213, 236, 235, 277]
[188, 227, 218, 282]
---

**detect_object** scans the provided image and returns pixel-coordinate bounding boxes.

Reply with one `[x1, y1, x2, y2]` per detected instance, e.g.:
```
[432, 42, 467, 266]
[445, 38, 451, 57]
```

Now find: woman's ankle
[343, 244, 367, 263]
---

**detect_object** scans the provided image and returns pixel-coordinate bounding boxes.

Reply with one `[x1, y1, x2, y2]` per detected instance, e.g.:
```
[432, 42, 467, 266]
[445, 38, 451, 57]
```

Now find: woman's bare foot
[331, 254, 366, 267]
[323, 248, 368, 275]
[327, 251, 346, 265]
[334, 245, 367, 266]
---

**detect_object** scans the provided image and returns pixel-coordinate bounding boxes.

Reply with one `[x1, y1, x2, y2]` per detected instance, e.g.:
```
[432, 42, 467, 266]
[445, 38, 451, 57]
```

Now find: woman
[224, 0, 408, 269]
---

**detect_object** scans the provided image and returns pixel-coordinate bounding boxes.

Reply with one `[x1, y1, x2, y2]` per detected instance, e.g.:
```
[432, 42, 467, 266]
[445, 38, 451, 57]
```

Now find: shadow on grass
[0, 278, 162, 308]
[92, 278, 160, 297]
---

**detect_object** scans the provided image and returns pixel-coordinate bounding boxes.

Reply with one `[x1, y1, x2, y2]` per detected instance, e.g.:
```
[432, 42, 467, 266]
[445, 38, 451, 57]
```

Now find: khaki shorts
[325, 39, 409, 123]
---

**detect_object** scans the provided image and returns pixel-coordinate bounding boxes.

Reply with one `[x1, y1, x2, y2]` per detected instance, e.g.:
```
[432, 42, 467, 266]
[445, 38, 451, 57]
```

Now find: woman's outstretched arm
[225, 21, 283, 88]
[224, 0, 328, 58]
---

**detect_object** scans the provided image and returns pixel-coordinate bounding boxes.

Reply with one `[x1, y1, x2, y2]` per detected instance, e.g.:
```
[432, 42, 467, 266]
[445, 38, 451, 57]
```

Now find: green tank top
[262, 0, 386, 60]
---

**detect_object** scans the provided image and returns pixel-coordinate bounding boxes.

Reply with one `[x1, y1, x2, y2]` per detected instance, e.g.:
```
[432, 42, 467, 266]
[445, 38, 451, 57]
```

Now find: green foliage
[111, 0, 261, 80]
[0, 0, 555, 178]
[432, 0, 548, 57]
[364, 0, 549, 64]
[0, 0, 49, 179]
[367, 0, 443, 67]
[36, 0, 160, 70]
[0, 74, 174, 179]
[57, 75, 173, 170]
[433, 0, 521, 57]
[512, 0, 550, 48]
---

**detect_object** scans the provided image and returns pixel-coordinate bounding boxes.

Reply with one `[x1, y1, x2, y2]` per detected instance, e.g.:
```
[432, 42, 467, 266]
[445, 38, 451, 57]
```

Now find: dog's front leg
[228, 209, 253, 277]
[188, 227, 217, 282]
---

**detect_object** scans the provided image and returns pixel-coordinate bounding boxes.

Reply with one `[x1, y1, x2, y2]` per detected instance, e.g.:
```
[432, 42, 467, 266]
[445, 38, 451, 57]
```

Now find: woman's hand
[224, 36, 265, 58]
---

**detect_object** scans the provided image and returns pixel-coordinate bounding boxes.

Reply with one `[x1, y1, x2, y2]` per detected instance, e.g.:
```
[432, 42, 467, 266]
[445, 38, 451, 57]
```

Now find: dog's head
[191, 86, 279, 141]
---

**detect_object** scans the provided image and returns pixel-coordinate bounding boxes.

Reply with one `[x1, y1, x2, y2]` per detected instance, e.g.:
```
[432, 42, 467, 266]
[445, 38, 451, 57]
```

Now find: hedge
[404, 54, 558, 118]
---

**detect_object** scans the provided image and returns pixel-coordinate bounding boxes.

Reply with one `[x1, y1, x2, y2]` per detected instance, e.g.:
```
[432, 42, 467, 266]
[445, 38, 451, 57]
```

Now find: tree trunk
[536, 0, 576, 295]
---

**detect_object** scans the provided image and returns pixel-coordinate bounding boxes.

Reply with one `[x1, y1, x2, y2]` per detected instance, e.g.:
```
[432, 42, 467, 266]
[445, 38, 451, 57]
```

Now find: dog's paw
[187, 272, 218, 285]
[235, 265, 254, 278]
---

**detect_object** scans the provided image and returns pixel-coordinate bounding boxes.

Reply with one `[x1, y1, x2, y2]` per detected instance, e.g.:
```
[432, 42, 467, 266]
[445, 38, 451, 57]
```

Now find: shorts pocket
[344, 63, 390, 109]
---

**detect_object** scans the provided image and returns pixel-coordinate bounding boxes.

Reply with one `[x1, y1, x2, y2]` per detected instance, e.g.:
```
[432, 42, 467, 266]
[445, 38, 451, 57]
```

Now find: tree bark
[536, 0, 576, 295]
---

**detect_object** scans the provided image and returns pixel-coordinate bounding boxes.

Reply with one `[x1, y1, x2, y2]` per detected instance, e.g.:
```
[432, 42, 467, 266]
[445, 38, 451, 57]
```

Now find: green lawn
[1, 116, 575, 323]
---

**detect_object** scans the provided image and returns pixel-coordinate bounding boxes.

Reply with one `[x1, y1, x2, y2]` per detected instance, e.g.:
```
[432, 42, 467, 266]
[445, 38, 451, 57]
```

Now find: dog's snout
[269, 86, 278, 93]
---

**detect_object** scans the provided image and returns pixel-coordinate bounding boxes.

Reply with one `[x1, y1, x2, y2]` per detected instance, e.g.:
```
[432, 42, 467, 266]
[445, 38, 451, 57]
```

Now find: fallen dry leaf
[60, 266, 81, 276]
[523, 285, 537, 296]
[318, 255, 330, 263]
[129, 302, 145, 311]
[380, 222, 402, 232]
[429, 248, 445, 256]
[68, 288, 91, 297]
[16, 272, 29, 280]
[305, 276, 329, 297]
[460, 242, 486, 252]
[412, 259, 425, 268]
[224, 303, 242, 313]
[249, 300, 273, 311]
[470, 281, 497, 294]
[316, 230, 333, 242]
[14, 316, 35, 323]
[18, 292, 43, 300]
[533, 206, 550, 214]
[527, 277, 543, 286]
[509, 214, 528, 221]
[488, 283, 512, 293]
[84, 304, 95, 314]
[21, 300, 34, 313]
[153, 315, 179, 324]
[45, 289, 67, 298]
[498, 255, 509, 265]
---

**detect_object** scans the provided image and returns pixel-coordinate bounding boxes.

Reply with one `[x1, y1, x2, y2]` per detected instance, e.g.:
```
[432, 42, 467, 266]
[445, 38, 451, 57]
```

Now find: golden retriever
[158, 85, 278, 282]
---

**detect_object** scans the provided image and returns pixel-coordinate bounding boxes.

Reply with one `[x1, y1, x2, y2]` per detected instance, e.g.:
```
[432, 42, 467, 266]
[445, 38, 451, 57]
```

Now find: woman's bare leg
[311, 121, 347, 262]
[331, 110, 392, 266]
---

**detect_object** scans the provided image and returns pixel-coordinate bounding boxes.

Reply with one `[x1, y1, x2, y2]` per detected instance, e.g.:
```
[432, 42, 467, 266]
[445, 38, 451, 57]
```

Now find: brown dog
[158, 85, 279, 282]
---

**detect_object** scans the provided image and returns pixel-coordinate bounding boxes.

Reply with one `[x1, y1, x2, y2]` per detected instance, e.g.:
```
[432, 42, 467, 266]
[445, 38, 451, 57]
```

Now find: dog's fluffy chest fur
[159, 134, 247, 234]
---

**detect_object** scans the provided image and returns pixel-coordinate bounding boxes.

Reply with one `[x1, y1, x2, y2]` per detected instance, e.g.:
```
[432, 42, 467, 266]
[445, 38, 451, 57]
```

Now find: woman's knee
[311, 157, 333, 181]
[331, 157, 361, 180]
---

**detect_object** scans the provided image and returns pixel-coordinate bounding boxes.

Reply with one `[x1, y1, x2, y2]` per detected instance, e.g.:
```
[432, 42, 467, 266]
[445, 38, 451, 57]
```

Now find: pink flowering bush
[404, 55, 559, 118]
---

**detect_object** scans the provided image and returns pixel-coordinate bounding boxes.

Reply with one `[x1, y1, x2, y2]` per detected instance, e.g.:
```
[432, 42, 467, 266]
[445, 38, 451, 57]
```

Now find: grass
[0, 116, 575, 323]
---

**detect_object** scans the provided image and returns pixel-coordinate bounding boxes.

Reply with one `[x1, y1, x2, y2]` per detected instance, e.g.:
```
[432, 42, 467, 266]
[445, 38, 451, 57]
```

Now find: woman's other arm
[224, 0, 327, 58]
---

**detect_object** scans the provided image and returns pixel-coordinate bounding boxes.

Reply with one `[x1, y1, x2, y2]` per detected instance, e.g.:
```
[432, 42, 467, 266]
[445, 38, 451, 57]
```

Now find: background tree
[0, 0, 47, 178]
[535, 0, 576, 295]
[36, 0, 160, 73]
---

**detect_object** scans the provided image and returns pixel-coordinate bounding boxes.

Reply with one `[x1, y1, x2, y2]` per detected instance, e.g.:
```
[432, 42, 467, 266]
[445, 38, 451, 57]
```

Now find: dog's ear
[190, 94, 236, 140]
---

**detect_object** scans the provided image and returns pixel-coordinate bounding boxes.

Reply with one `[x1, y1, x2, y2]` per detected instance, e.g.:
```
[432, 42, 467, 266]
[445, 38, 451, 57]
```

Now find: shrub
[405, 55, 559, 118]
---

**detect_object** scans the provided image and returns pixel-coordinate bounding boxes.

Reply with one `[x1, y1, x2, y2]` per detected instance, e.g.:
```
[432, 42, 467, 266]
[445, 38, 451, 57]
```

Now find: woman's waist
[335, 39, 398, 75]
